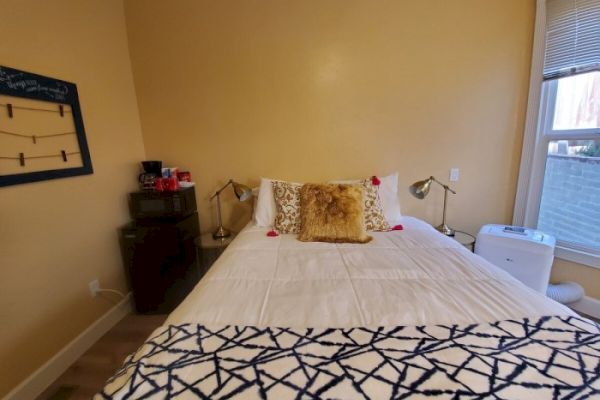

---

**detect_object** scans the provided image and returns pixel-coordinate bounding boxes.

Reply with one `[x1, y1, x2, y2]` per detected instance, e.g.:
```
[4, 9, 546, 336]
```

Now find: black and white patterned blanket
[98, 315, 600, 399]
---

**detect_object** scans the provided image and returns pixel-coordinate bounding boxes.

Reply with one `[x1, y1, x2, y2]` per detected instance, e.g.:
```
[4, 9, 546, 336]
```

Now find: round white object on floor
[546, 282, 585, 304]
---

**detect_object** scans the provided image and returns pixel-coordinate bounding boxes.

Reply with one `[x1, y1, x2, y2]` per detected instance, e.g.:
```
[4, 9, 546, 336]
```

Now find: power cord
[95, 288, 126, 298]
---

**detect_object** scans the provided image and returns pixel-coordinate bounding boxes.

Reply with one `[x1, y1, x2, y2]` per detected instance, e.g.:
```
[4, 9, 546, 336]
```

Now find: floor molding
[569, 296, 600, 320]
[3, 293, 132, 400]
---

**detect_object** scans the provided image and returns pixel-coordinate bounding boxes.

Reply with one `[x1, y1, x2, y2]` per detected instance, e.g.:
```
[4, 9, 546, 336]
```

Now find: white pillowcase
[378, 172, 402, 224]
[251, 186, 259, 223]
[253, 178, 277, 227]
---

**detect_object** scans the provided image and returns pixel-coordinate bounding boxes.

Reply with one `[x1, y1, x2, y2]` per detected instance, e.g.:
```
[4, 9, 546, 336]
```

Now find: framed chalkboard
[0, 65, 93, 187]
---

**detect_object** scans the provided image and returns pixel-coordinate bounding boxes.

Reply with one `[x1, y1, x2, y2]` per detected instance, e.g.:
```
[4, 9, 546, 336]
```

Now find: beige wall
[124, 0, 532, 235]
[125, 0, 599, 298]
[0, 0, 145, 395]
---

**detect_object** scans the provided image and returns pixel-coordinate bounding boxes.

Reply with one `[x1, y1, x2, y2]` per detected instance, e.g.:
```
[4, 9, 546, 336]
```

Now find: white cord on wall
[89, 280, 126, 299]
[95, 288, 126, 298]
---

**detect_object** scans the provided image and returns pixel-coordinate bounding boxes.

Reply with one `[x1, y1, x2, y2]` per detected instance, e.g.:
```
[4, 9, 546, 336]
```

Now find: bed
[98, 217, 600, 399]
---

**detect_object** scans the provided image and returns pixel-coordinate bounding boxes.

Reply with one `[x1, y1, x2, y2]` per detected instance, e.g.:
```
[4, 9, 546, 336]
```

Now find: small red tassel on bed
[267, 230, 279, 237]
[391, 224, 403, 231]
[371, 176, 381, 186]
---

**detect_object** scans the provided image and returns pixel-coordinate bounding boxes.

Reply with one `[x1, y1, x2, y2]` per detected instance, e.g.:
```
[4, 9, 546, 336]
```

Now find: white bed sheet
[168, 217, 574, 328]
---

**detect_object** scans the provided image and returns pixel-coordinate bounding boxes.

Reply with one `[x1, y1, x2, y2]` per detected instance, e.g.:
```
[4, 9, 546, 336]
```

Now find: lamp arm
[430, 176, 456, 194]
[210, 179, 234, 200]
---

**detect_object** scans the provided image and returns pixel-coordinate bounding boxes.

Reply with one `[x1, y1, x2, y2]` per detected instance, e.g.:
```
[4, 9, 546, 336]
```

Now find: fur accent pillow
[272, 180, 302, 233]
[359, 178, 390, 232]
[298, 184, 372, 243]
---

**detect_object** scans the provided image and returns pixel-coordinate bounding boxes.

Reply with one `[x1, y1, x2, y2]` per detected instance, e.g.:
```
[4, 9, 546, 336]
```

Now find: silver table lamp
[409, 176, 456, 236]
[210, 179, 252, 239]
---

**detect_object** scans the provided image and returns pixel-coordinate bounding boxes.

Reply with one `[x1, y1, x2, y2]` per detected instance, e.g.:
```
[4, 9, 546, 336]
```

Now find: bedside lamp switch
[449, 168, 459, 182]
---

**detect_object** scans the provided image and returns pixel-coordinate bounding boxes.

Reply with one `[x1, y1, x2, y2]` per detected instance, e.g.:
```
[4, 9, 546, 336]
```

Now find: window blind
[544, 0, 600, 80]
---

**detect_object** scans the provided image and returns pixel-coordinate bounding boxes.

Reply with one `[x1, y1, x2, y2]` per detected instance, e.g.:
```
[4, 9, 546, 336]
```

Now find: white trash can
[475, 225, 556, 294]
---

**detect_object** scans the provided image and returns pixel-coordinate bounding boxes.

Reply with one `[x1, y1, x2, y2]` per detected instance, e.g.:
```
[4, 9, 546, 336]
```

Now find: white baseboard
[569, 295, 600, 320]
[3, 293, 132, 400]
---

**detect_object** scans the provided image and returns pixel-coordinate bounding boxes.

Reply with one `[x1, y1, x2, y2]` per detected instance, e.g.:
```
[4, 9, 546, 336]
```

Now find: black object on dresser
[120, 188, 201, 314]
[130, 186, 197, 220]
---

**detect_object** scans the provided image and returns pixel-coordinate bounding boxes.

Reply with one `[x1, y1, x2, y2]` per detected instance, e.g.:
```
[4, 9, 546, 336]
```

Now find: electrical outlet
[449, 168, 459, 182]
[89, 279, 100, 297]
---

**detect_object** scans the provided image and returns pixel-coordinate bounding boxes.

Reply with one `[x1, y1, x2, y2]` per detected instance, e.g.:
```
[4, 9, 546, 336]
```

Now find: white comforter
[168, 217, 573, 329]
[99, 217, 600, 399]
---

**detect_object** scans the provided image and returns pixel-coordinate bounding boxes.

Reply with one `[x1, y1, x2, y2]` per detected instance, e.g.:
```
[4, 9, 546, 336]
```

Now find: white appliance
[475, 225, 555, 294]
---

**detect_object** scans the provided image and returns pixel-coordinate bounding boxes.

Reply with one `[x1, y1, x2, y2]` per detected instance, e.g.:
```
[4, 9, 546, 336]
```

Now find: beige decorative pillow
[298, 184, 372, 243]
[272, 180, 302, 233]
[359, 178, 390, 232]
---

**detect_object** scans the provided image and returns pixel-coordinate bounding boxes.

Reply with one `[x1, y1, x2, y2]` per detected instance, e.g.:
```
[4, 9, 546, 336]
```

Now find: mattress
[98, 217, 599, 399]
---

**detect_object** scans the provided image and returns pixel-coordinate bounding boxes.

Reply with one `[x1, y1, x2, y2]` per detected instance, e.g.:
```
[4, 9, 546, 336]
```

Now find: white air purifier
[475, 225, 556, 294]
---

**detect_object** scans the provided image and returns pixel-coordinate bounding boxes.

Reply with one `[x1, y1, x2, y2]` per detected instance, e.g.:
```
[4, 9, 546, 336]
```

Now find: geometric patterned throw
[97, 316, 600, 399]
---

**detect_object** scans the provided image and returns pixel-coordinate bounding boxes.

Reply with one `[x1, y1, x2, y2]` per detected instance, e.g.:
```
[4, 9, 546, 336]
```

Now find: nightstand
[120, 213, 200, 314]
[452, 230, 476, 252]
[196, 232, 236, 274]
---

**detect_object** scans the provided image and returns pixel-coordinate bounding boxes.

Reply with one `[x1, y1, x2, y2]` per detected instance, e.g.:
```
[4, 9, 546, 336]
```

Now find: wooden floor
[38, 314, 166, 400]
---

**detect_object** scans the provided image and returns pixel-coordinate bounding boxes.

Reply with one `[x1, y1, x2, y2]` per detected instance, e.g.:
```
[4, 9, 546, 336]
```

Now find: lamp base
[213, 226, 231, 240]
[436, 223, 455, 237]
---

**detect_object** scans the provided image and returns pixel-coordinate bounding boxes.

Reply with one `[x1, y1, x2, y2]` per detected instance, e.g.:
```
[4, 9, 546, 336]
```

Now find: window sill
[555, 245, 600, 269]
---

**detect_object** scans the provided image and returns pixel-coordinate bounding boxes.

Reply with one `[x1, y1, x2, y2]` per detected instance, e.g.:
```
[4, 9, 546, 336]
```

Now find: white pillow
[379, 172, 402, 224]
[253, 178, 277, 227]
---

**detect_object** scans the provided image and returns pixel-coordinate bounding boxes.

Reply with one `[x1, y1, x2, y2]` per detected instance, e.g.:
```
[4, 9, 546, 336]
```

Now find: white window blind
[544, 0, 600, 80]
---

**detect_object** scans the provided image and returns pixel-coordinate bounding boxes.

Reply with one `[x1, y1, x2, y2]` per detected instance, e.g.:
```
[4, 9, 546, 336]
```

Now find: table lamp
[211, 179, 252, 239]
[409, 176, 456, 236]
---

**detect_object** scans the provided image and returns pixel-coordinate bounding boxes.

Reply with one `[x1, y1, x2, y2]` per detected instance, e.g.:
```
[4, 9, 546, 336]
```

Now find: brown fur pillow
[298, 184, 372, 244]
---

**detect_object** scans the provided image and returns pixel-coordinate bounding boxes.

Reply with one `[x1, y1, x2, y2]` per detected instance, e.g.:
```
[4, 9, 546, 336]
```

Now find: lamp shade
[232, 181, 253, 202]
[409, 177, 433, 199]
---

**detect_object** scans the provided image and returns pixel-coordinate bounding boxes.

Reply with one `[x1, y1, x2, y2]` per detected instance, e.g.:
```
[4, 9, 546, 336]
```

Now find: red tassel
[371, 175, 381, 186]
[391, 224, 403, 231]
[267, 230, 279, 237]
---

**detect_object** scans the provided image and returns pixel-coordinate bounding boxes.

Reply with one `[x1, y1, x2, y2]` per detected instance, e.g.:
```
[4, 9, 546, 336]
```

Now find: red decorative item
[267, 230, 279, 237]
[154, 177, 165, 192]
[371, 176, 381, 186]
[391, 224, 404, 231]
[178, 171, 192, 182]
[166, 176, 180, 192]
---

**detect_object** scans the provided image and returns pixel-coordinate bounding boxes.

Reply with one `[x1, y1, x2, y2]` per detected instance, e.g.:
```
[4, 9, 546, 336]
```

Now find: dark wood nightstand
[196, 233, 236, 274]
[120, 213, 200, 314]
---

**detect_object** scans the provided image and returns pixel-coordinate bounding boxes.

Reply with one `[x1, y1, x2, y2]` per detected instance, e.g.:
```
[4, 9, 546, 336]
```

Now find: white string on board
[0, 150, 80, 166]
[0, 99, 79, 168]
[0, 102, 70, 117]
[0, 128, 76, 144]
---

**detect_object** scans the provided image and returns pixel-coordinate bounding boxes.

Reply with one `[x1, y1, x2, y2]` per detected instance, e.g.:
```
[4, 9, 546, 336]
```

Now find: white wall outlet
[450, 168, 459, 182]
[89, 279, 100, 297]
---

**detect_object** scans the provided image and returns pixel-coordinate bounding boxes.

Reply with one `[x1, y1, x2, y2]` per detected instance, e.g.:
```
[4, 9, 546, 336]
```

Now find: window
[515, 0, 600, 268]
[552, 72, 600, 130]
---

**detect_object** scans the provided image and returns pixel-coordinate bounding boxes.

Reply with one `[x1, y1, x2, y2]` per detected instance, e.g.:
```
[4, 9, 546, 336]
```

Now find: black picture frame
[0, 65, 93, 187]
